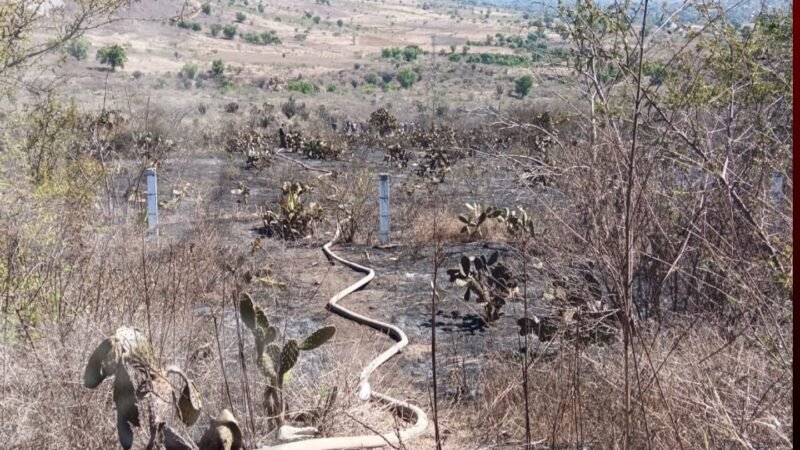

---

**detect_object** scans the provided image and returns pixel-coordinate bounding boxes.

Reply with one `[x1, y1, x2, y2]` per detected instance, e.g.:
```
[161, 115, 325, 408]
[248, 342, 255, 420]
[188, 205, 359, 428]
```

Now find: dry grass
[439, 322, 793, 450]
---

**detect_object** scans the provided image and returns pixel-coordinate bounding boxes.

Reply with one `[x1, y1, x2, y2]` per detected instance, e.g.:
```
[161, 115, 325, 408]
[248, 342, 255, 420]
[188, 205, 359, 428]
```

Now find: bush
[210, 23, 222, 37]
[326, 84, 337, 92]
[379, 71, 394, 83]
[223, 24, 237, 39]
[242, 30, 283, 44]
[132, 70, 143, 80]
[466, 52, 529, 66]
[643, 61, 668, 85]
[281, 95, 307, 119]
[364, 73, 378, 85]
[257, 3, 264, 13]
[65, 37, 90, 61]
[337, 19, 343, 27]
[294, 33, 307, 41]
[287, 79, 317, 94]
[211, 59, 225, 77]
[201, 3, 211, 14]
[96, 44, 127, 71]
[220, 76, 234, 91]
[396, 68, 418, 88]
[177, 20, 201, 31]
[448, 53, 461, 62]
[381, 45, 423, 61]
[181, 62, 199, 79]
[236, 12, 246, 23]
[514, 74, 533, 97]
[263, 30, 281, 44]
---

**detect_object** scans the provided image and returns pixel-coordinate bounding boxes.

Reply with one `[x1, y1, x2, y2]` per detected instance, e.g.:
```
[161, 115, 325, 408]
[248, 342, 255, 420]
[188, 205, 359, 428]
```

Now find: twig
[343, 412, 400, 450]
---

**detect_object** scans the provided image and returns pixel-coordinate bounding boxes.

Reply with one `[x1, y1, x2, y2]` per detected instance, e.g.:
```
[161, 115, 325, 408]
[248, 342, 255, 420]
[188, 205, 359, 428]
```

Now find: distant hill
[457, 0, 791, 21]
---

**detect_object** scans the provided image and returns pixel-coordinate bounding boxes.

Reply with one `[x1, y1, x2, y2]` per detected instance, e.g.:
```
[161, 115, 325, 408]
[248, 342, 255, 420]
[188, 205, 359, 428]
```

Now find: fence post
[146, 167, 158, 235]
[378, 173, 390, 245]
[771, 173, 783, 207]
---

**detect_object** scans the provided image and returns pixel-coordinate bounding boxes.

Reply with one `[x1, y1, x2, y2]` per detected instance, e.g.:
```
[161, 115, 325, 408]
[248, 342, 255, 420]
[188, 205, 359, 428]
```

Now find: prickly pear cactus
[415, 146, 451, 183]
[368, 108, 399, 136]
[457, 203, 502, 240]
[302, 137, 342, 160]
[83, 327, 203, 450]
[447, 251, 519, 322]
[496, 206, 539, 237]
[239, 293, 336, 431]
[262, 181, 324, 239]
[384, 142, 410, 168]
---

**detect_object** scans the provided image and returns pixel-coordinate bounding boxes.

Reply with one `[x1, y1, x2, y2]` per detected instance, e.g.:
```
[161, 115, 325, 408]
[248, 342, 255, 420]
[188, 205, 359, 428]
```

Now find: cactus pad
[298, 325, 336, 351]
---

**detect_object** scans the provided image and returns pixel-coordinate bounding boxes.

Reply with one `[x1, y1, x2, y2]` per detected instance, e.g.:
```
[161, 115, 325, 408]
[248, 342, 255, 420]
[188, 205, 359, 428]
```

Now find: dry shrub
[399, 205, 517, 261]
[455, 323, 792, 449]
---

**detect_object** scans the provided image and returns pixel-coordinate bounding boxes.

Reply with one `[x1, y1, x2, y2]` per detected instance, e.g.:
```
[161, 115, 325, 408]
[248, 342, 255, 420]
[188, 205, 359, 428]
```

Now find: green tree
[210, 23, 222, 37]
[211, 59, 225, 77]
[96, 44, 127, 71]
[396, 68, 418, 88]
[312, 16, 321, 24]
[0, 0, 131, 97]
[65, 37, 90, 61]
[201, 3, 211, 14]
[337, 19, 343, 27]
[514, 75, 532, 97]
[223, 24, 237, 39]
[236, 12, 246, 23]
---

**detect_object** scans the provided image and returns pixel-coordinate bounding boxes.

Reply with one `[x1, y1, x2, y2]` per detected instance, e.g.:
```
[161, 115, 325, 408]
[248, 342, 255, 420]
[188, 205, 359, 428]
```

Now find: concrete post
[378, 173, 390, 245]
[771, 173, 783, 207]
[146, 167, 158, 234]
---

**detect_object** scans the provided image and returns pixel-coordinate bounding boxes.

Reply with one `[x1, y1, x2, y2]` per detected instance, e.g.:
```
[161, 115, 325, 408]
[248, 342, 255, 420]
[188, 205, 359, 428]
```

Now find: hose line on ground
[260, 228, 428, 449]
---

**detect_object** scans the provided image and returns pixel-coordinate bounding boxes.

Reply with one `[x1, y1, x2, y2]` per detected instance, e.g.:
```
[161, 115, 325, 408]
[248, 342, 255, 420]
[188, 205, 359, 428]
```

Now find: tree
[236, 12, 246, 23]
[65, 38, 90, 61]
[312, 16, 321, 24]
[396, 68, 418, 88]
[96, 44, 127, 71]
[223, 24, 237, 39]
[337, 19, 343, 27]
[210, 23, 222, 37]
[201, 3, 211, 14]
[514, 75, 532, 97]
[211, 59, 225, 77]
[0, 0, 130, 96]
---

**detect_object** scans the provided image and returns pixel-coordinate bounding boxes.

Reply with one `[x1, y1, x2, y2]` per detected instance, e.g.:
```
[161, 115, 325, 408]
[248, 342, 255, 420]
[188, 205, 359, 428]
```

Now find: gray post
[146, 167, 158, 234]
[771, 173, 783, 207]
[378, 173, 390, 245]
